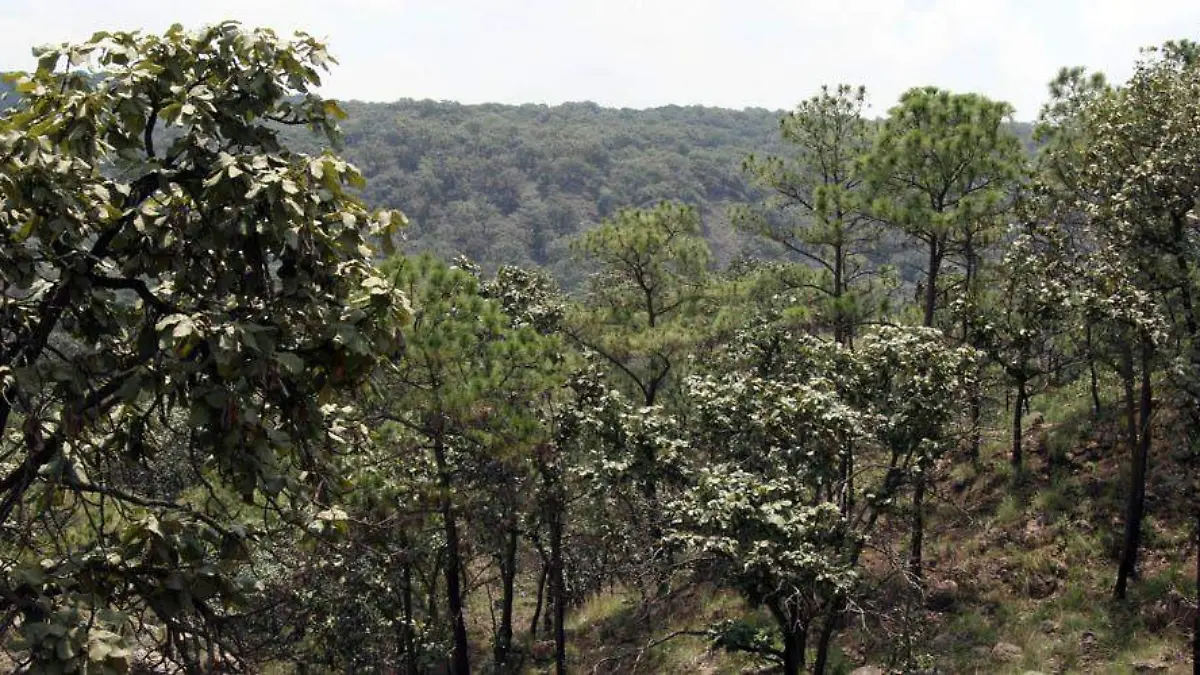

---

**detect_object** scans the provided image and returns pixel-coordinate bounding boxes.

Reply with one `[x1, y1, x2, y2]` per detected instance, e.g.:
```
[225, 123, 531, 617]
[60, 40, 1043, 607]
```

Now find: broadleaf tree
[672, 321, 974, 675]
[0, 23, 407, 672]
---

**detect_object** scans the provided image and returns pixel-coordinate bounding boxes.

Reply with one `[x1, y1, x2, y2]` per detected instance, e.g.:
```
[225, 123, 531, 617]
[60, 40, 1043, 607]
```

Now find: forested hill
[0, 78, 1036, 282]
[299, 98, 1034, 285]
[309, 100, 787, 285]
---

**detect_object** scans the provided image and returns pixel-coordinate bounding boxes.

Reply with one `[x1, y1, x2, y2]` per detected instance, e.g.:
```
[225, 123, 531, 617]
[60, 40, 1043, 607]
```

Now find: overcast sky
[2, 0, 1198, 120]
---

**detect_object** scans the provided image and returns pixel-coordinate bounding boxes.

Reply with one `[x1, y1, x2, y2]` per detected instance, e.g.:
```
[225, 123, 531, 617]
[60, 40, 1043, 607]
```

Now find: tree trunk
[529, 561, 548, 640]
[923, 240, 941, 328]
[907, 239, 942, 582]
[401, 541, 417, 675]
[433, 421, 472, 675]
[841, 441, 855, 518]
[1116, 342, 1153, 600]
[549, 502, 567, 675]
[968, 377, 983, 461]
[833, 242, 847, 346]
[1012, 380, 1026, 471]
[427, 551, 442, 627]
[781, 624, 806, 675]
[812, 600, 841, 675]
[1194, 508, 1200, 675]
[494, 524, 519, 673]
[962, 238, 983, 461]
[909, 473, 926, 582]
[1087, 321, 1102, 417]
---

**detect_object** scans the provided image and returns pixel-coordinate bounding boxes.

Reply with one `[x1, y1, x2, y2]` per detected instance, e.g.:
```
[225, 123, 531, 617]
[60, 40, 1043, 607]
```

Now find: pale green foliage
[0, 23, 407, 672]
[960, 204, 1074, 388]
[670, 319, 975, 665]
[1053, 44, 1200, 351]
[1035, 66, 1110, 193]
[861, 87, 1025, 326]
[383, 254, 559, 433]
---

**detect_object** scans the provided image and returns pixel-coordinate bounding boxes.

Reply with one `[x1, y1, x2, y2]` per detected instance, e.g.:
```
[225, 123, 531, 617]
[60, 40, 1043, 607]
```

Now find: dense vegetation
[289, 96, 1033, 287]
[0, 21, 1198, 675]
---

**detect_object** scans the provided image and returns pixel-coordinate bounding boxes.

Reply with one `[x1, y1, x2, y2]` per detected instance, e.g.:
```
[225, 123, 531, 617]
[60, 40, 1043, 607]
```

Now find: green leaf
[275, 351, 304, 374]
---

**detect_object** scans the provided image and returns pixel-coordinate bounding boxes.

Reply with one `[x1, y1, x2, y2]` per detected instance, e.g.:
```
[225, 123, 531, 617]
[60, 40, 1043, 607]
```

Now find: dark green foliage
[0, 22, 406, 673]
[279, 100, 787, 284]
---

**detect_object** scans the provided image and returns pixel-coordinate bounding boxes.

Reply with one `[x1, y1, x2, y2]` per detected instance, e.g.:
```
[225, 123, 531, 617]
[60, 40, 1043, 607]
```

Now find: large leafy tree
[672, 322, 973, 675]
[1047, 42, 1200, 609]
[0, 23, 406, 672]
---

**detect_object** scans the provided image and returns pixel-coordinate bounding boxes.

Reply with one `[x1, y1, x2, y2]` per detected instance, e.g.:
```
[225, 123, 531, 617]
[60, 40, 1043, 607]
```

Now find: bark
[549, 502, 567, 675]
[812, 600, 841, 675]
[1194, 508, 1200, 675]
[1115, 342, 1153, 600]
[908, 237, 941, 581]
[909, 474, 926, 582]
[780, 625, 806, 675]
[841, 441, 855, 518]
[493, 524, 519, 673]
[1087, 322, 1102, 417]
[833, 242, 847, 346]
[529, 561, 548, 640]
[963, 235, 982, 460]
[401, 540, 417, 675]
[923, 239, 941, 328]
[1012, 380, 1026, 470]
[433, 418, 471, 675]
[426, 551, 441, 626]
[968, 379, 983, 461]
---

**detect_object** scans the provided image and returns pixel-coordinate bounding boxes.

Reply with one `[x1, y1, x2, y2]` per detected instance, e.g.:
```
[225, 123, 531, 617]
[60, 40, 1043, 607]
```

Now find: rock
[849, 668, 887, 675]
[530, 640, 555, 661]
[1131, 659, 1170, 673]
[1080, 630, 1098, 651]
[991, 642, 1024, 662]
[1039, 619, 1059, 634]
[927, 579, 959, 610]
[1146, 589, 1195, 631]
[1027, 574, 1058, 599]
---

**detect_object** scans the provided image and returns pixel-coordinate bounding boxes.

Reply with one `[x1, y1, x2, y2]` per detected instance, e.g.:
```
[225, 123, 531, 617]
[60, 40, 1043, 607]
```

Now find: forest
[283, 97, 1033, 288]
[0, 20, 1198, 675]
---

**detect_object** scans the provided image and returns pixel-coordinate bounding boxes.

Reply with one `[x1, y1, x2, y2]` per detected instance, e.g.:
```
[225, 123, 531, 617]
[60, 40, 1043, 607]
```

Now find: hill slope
[320, 99, 788, 284]
[311, 99, 1036, 286]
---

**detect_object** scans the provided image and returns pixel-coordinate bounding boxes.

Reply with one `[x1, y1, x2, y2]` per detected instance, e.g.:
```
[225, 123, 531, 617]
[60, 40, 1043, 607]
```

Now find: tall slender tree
[376, 255, 559, 674]
[736, 85, 883, 345]
[860, 87, 1024, 579]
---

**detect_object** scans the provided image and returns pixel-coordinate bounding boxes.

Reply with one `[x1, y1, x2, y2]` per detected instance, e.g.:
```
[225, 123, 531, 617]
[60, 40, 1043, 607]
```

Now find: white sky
[2, 0, 1198, 120]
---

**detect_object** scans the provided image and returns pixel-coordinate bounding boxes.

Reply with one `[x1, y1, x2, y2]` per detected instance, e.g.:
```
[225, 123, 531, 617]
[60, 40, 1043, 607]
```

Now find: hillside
[313, 99, 786, 284]
[0, 79, 1035, 284]
[306, 98, 1033, 285]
